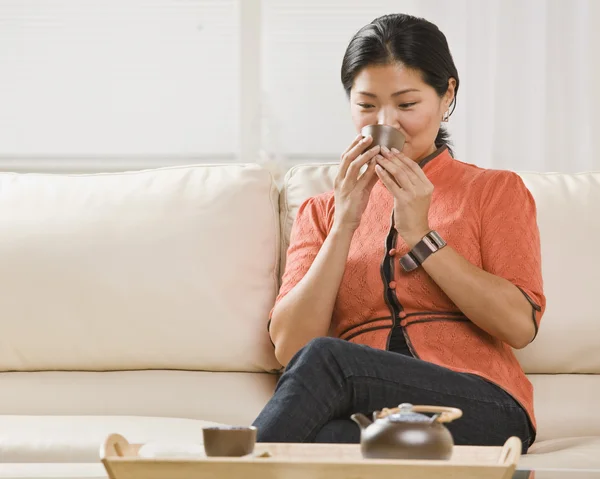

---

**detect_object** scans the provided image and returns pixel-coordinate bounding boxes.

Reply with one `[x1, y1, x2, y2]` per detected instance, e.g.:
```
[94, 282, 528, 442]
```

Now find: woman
[253, 13, 545, 452]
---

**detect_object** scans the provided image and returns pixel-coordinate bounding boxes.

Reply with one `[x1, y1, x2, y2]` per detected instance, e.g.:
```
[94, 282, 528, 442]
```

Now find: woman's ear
[445, 78, 457, 109]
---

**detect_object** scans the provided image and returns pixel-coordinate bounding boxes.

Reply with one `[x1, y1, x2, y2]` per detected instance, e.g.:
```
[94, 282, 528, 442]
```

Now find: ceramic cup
[361, 124, 406, 152]
[202, 426, 257, 457]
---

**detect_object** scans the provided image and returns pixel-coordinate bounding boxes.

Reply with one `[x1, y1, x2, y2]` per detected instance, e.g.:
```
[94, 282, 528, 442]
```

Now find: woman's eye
[357, 103, 374, 109]
[399, 102, 416, 109]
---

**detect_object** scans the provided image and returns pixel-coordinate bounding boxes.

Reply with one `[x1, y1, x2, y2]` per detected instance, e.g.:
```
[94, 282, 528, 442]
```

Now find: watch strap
[399, 231, 446, 272]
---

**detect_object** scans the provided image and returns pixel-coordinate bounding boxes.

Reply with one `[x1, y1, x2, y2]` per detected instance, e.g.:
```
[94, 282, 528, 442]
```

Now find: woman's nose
[377, 107, 399, 129]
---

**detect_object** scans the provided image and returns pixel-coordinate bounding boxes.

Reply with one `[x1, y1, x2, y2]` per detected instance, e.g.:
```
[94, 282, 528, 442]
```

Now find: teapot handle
[377, 405, 463, 423]
[410, 405, 463, 423]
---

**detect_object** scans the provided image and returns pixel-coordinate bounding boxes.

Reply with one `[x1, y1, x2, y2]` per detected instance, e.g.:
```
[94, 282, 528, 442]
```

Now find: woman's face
[350, 63, 455, 162]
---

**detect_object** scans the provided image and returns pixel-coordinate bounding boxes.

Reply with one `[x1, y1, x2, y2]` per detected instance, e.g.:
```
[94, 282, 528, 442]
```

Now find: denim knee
[281, 337, 353, 387]
[305, 337, 345, 354]
[287, 337, 349, 368]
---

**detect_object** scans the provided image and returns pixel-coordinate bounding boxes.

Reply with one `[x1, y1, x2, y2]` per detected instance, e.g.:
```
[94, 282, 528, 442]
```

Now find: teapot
[351, 403, 462, 460]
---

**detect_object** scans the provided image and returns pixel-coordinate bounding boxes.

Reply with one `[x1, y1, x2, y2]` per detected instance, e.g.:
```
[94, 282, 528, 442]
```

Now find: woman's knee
[305, 336, 346, 354]
[287, 337, 348, 368]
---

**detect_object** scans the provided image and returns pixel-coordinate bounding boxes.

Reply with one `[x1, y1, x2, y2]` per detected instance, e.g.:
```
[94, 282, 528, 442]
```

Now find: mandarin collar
[418, 144, 450, 170]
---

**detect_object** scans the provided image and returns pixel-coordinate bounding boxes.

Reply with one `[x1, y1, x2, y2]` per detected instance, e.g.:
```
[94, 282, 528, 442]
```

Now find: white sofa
[0, 162, 599, 477]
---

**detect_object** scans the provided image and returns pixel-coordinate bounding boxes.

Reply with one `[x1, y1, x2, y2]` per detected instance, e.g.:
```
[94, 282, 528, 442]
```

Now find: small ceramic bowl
[361, 124, 406, 151]
[202, 426, 257, 457]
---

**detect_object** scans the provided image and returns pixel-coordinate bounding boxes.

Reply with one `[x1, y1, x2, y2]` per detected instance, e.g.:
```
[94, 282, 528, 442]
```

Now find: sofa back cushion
[0, 165, 280, 373]
[280, 164, 600, 375]
[513, 172, 600, 374]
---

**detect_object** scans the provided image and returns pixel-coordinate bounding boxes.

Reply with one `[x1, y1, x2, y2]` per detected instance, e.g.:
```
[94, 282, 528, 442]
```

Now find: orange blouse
[272, 146, 546, 430]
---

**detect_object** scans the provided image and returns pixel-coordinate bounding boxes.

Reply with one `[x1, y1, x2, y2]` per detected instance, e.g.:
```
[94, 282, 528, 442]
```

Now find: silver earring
[442, 110, 450, 122]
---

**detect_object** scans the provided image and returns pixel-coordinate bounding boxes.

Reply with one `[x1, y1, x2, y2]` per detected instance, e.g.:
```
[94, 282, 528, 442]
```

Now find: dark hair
[341, 14, 459, 155]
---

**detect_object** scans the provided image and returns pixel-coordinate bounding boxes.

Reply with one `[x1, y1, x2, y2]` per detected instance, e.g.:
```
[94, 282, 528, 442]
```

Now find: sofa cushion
[281, 165, 600, 375]
[279, 164, 337, 272]
[530, 374, 600, 441]
[522, 437, 600, 470]
[0, 165, 280, 373]
[0, 415, 226, 463]
[513, 172, 600, 374]
[0, 370, 276, 427]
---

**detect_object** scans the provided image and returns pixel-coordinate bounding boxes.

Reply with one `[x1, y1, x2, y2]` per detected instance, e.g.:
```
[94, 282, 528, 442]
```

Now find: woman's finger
[376, 155, 416, 194]
[356, 158, 378, 190]
[382, 147, 419, 185]
[337, 134, 362, 181]
[375, 163, 405, 198]
[343, 134, 363, 156]
[392, 148, 432, 186]
[338, 135, 373, 180]
[345, 145, 381, 184]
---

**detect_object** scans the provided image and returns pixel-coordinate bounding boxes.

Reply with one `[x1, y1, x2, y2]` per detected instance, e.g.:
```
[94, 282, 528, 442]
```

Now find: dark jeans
[252, 337, 534, 453]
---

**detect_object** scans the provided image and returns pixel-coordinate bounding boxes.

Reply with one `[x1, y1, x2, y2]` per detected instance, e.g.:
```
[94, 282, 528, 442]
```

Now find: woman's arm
[376, 147, 544, 349]
[402, 233, 535, 349]
[271, 138, 381, 366]
[270, 225, 354, 366]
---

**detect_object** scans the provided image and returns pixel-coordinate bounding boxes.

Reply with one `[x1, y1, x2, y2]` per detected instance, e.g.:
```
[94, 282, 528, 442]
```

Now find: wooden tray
[101, 433, 522, 479]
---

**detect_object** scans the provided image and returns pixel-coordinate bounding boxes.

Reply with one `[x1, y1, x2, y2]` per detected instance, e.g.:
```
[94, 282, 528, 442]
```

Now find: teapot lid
[378, 403, 437, 424]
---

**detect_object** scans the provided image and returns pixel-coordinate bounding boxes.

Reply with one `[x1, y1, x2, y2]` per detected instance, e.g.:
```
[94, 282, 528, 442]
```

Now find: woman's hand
[375, 146, 433, 247]
[332, 135, 381, 233]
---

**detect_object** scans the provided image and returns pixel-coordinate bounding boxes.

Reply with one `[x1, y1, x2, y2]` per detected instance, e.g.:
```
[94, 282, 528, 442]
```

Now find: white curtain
[0, 0, 597, 173]
[0, 0, 241, 169]
[261, 0, 600, 173]
[459, 0, 599, 172]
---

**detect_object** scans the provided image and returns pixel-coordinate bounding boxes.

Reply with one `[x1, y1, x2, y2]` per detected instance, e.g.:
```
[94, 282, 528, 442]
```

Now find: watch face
[422, 235, 439, 252]
[400, 253, 419, 272]
[401, 232, 446, 272]
[428, 231, 446, 248]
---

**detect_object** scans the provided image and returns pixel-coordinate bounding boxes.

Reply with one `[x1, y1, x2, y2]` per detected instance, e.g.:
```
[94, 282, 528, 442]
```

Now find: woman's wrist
[331, 221, 358, 238]
[399, 228, 432, 249]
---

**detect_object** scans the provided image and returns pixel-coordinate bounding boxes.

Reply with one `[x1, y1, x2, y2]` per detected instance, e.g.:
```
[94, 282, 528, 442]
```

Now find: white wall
[260, 0, 600, 174]
[0, 0, 240, 171]
[0, 0, 598, 174]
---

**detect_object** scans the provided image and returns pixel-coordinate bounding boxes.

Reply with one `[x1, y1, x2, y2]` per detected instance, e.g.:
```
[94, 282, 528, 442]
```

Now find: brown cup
[361, 124, 406, 151]
[202, 426, 257, 457]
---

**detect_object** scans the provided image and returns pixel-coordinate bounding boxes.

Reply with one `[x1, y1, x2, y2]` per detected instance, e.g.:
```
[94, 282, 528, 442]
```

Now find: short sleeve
[267, 195, 329, 332]
[479, 171, 546, 340]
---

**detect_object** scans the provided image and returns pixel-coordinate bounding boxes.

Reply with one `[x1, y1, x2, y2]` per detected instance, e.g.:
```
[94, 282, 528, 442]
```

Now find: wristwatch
[399, 231, 447, 272]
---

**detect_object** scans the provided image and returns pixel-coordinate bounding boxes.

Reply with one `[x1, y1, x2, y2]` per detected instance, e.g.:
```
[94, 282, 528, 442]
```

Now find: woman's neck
[415, 144, 438, 163]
